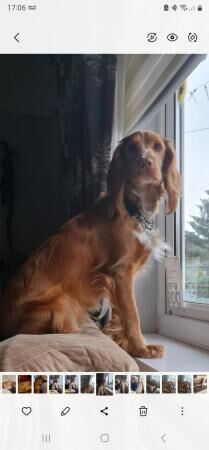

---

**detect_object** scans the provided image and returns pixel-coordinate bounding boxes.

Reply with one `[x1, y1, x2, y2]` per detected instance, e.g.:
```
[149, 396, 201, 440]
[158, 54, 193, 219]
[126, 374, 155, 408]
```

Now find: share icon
[100, 407, 109, 416]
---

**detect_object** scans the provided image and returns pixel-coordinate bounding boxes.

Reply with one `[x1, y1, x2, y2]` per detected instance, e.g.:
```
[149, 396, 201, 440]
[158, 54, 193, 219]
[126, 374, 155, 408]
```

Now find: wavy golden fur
[0, 131, 180, 358]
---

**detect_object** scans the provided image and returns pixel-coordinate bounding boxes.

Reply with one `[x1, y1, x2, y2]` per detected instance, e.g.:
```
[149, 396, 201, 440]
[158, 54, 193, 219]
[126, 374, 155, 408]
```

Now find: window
[132, 55, 209, 348]
[180, 57, 209, 307]
[158, 58, 209, 349]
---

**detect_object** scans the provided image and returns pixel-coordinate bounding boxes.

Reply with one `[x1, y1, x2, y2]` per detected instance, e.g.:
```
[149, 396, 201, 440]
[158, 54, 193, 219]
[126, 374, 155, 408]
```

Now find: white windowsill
[138, 334, 209, 372]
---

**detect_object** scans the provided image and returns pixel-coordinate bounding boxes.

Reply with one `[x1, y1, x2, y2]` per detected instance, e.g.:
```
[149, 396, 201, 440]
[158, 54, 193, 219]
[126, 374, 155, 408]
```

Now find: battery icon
[198, 5, 203, 11]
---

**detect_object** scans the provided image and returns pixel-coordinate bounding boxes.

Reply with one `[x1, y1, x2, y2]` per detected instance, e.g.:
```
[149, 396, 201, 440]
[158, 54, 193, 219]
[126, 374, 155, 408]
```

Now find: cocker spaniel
[0, 131, 180, 358]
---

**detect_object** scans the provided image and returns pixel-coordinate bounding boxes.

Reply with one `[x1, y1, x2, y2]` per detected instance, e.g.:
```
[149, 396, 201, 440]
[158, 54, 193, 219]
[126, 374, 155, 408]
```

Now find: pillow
[0, 318, 139, 372]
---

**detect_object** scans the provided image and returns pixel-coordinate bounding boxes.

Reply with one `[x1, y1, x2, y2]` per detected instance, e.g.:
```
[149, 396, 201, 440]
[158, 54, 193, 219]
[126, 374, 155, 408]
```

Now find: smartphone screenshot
[0, 1, 209, 449]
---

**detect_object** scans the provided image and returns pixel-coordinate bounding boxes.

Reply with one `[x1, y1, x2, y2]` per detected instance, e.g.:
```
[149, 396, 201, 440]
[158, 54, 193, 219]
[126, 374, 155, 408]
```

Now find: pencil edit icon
[61, 406, 71, 416]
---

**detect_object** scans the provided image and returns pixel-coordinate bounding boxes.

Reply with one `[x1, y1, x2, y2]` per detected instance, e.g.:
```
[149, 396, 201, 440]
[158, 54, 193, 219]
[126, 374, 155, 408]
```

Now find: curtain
[0, 55, 117, 286]
[53, 55, 117, 221]
[122, 54, 205, 134]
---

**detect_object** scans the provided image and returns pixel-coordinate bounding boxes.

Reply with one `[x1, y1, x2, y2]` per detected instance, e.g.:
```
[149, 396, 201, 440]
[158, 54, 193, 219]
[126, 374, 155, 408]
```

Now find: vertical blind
[114, 54, 206, 137]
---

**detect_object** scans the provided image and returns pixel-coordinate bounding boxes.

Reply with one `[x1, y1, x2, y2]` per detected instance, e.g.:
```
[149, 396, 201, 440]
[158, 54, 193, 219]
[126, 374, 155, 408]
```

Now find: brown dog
[0, 131, 180, 358]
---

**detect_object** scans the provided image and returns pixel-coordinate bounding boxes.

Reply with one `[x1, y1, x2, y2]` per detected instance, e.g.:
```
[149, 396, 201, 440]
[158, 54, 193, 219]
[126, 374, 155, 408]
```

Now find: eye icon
[167, 33, 178, 42]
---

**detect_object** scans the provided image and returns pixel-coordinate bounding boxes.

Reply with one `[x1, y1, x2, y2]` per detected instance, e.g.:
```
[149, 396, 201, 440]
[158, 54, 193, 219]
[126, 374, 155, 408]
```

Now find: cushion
[0, 317, 139, 372]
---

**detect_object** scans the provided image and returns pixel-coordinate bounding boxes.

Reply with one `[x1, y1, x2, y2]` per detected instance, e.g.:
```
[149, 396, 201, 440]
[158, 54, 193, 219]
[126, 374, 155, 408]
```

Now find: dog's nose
[139, 158, 153, 169]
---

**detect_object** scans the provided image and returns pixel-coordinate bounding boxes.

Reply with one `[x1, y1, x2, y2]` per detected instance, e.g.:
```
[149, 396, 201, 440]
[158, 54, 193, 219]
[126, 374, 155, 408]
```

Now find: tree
[185, 189, 209, 259]
[185, 190, 209, 299]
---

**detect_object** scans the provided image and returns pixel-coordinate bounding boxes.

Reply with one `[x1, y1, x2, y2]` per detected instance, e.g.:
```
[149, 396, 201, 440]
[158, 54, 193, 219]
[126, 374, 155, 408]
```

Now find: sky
[184, 56, 209, 231]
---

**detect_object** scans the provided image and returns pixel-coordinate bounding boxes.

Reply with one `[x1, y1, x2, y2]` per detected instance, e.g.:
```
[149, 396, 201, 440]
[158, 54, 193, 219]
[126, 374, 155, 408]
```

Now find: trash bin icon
[139, 406, 148, 417]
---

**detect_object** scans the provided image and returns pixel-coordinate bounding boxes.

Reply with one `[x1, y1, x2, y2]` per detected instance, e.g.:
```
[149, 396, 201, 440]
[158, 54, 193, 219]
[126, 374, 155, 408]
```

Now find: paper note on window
[165, 256, 183, 308]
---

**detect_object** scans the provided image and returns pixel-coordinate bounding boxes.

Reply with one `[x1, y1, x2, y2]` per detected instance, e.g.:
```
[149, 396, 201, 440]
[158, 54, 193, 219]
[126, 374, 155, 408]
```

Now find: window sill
[137, 334, 209, 372]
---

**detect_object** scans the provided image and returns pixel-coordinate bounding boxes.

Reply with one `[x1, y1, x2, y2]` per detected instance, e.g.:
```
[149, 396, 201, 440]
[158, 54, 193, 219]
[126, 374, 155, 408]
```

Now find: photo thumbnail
[65, 375, 79, 394]
[49, 375, 63, 394]
[130, 375, 145, 394]
[34, 375, 48, 394]
[178, 375, 192, 394]
[115, 375, 129, 394]
[146, 375, 161, 394]
[2, 375, 16, 394]
[81, 375, 95, 394]
[96, 373, 113, 396]
[193, 375, 207, 394]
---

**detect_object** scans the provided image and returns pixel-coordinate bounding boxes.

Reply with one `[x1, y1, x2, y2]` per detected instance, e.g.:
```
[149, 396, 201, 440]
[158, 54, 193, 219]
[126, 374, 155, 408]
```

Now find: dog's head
[107, 131, 181, 215]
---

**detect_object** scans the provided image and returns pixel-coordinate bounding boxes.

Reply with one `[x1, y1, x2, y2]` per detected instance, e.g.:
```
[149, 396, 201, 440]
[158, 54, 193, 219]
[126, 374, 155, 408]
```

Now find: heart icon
[22, 407, 32, 416]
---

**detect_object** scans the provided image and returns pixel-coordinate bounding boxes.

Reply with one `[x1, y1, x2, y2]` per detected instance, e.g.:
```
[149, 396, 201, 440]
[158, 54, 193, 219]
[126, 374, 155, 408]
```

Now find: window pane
[183, 57, 209, 305]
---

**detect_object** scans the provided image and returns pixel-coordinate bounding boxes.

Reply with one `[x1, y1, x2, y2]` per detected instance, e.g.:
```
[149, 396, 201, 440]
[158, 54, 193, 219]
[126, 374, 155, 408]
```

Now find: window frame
[178, 91, 209, 317]
[158, 95, 209, 350]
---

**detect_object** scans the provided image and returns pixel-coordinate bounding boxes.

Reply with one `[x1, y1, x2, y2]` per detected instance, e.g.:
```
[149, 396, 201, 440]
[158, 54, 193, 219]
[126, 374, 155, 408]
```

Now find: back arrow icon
[161, 434, 167, 443]
[14, 33, 20, 43]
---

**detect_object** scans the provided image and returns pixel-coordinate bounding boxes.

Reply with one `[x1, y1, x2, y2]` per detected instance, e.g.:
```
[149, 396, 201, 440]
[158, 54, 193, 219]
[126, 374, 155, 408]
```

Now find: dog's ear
[107, 134, 142, 216]
[162, 139, 181, 214]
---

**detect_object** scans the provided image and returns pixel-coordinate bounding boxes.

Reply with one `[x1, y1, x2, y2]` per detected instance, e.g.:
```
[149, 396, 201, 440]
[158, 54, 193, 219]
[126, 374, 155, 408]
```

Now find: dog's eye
[154, 142, 162, 151]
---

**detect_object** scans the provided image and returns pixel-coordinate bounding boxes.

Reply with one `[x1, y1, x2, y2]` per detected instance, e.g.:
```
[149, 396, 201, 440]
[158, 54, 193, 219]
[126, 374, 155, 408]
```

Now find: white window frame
[175, 96, 209, 322]
[158, 95, 209, 351]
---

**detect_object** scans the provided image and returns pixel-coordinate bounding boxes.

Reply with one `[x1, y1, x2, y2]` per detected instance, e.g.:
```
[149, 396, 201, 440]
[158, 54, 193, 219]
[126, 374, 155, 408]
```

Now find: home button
[100, 433, 109, 443]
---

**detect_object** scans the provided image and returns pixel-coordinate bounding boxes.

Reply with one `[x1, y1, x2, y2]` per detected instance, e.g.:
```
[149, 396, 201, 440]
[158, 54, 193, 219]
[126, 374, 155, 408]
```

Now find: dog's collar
[124, 200, 156, 232]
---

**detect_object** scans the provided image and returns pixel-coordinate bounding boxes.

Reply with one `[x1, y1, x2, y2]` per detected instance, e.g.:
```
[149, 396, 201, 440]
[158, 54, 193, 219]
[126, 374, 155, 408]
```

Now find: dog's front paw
[132, 344, 165, 359]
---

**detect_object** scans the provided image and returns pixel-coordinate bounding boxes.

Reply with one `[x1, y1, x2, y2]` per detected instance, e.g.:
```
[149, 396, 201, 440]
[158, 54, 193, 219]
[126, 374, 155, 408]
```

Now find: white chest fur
[133, 228, 170, 261]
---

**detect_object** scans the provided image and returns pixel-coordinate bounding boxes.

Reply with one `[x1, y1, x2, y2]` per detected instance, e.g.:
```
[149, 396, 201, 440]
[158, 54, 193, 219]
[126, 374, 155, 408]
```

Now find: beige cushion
[0, 318, 138, 372]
